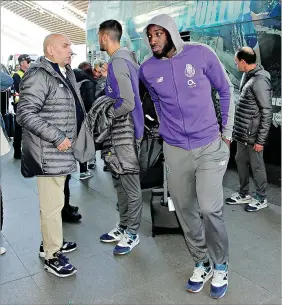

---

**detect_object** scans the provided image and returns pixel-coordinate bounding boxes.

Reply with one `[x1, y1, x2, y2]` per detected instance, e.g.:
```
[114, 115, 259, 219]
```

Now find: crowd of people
[0, 14, 273, 300]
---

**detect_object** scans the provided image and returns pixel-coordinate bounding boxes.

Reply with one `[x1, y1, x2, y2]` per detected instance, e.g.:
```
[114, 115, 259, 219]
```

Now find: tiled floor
[0, 150, 281, 305]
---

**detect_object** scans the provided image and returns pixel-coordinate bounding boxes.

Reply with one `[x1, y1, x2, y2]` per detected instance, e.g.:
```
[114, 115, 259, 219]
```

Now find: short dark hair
[236, 47, 257, 64]
[99, 20, 122, 42]
[78, 61, 93, 77]
[78, 61, 91, 70]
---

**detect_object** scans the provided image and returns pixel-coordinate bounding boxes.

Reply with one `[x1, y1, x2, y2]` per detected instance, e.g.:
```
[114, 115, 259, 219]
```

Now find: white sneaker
[79, 171, 92, 180]
[113, 231, 140, 255]
[100, 223, 126, 243]
[245, 196, 268, 212]
[0, 247, 6, 255]
[210, 263, 228, 299]
[225, 192, 252, 205]
[186, 262, 213, 293]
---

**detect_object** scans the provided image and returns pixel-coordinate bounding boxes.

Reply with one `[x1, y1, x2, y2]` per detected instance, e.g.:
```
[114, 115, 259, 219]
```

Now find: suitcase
[3, 112, 15, 138]
[150, 162, 183, 237]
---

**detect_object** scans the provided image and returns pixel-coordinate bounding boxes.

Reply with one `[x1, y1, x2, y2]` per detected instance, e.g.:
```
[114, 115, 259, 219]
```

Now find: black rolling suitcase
[150, 162, 183, 237]
[3, 91, 15, 138]
[3, 112, 15, 138]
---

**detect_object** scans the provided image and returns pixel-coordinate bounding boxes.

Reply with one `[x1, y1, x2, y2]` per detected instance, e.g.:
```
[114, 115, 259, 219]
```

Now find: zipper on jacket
[53, 73, 80, 143]
[169, 59, 190, 149]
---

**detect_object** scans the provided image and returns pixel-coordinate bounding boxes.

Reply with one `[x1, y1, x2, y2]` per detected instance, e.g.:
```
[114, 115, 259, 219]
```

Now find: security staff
[12, 54, 31, 159]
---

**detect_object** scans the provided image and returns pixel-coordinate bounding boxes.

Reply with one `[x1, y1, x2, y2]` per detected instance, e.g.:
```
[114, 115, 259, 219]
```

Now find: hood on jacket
[142, 14, 184, 55]
[247, 64, 271, 80]
[73, 68, 95, 83]
[109, 47, 139, 69]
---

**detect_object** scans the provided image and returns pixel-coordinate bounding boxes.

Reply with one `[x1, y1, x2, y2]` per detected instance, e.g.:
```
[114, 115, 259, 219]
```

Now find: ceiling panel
[1, 0, 87, 44]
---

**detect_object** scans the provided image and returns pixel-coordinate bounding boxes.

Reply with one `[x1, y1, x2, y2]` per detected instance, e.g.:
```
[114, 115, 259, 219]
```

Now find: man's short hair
[99, 20, 122, 42]
[236, 47, 257, 64]
[78, 61, 92, 70]
[93, 58, 106, 69]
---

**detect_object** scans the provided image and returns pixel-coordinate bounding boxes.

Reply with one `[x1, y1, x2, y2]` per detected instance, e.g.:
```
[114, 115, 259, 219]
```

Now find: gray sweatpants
[112, 174, 142, 235]
[163, 138, 229, 264]
[235, 142, 267, 198]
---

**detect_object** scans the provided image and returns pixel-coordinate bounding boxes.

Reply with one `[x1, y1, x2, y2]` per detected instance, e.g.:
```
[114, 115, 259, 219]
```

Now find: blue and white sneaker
[100, 223, 125, 243]
[113, 231, 140, 255]
[245, 195, 268, 212]
[44, 251, 77, 278]
[225, 192, 252, 205]
[210, 263, 228, 299]
[39, 240, 77, 258]
[186, 261, 213, 293]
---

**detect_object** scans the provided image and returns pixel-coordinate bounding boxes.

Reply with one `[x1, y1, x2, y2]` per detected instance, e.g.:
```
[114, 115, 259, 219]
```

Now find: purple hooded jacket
[139, 14, 234, 150]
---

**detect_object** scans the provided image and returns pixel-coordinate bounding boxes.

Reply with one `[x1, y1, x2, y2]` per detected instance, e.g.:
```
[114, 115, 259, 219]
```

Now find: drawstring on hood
[143, 14, 184, 55]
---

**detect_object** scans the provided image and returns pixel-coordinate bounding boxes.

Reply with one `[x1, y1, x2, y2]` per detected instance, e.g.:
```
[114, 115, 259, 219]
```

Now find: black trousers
[79, 162, 87, 173]
[64, 175, 71, 208]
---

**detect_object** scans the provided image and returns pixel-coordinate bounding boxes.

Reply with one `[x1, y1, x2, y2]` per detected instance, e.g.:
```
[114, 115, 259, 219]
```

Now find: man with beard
[140, 14, 234, 299]
[97, 20, 144, 255]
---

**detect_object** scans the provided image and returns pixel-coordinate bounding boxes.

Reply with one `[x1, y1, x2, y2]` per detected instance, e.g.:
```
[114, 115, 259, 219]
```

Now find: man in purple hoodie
[140, 14, 234, 299]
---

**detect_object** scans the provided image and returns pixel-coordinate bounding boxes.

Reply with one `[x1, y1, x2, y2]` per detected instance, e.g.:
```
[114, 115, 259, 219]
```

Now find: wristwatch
[222, 136, 232, 142]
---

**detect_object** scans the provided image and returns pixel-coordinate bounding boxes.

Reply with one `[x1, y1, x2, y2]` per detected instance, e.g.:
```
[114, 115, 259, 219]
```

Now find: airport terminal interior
[0, 1, 281, 304]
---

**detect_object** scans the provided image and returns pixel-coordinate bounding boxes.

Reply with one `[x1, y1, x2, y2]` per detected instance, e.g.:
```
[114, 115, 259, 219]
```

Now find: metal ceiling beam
[0, 0, 87, 44]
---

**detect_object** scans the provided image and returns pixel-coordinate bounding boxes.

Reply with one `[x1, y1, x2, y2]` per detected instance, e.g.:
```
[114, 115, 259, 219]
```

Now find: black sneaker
[62, 209, 82, 223]
[44, 251, 77, 277]
[88, 162, 96, 169]
[39, 240, 77, 258]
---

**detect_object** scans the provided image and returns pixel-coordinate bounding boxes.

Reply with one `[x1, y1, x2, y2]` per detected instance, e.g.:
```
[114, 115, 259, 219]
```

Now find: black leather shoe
[62, 209, 82, 223]
[66, 204, 79, 213]
[103, 165, 109, 172]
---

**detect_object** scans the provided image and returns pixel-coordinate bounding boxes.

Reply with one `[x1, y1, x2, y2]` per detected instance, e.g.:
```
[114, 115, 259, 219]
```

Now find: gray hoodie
[105, 47, 144, 140]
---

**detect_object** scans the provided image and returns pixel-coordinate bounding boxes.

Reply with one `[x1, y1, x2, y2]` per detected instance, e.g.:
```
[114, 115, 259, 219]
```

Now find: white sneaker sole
[0, 247, 6, 255]
[44, 265, 77, 278]
[113, 239, 140, 255]
[210, 284, 228, 299]
[186, 270, 214, 293]
[79, 175, 92, 180]
[226, 199, 252, 205]
[100, 238, 121, 243]
[39, 246, 77, 258]
[246, 203, 268, 212]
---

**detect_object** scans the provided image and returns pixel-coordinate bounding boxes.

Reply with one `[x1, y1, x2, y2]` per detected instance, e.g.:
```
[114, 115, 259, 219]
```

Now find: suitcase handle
[163, 162, 168, 204]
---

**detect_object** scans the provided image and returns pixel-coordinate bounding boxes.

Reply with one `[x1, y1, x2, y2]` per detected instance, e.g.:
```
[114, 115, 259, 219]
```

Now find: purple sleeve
[200, 45, 235, 138]
[139, 65, 161, 120]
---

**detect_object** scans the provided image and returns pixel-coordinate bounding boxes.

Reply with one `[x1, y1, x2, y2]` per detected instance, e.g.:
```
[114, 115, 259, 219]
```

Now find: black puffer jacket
[233, 64, 273, 146]
[17, 57, 85, 177]
[86, 96, 140, 175]
[73, 68, 97, 113]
